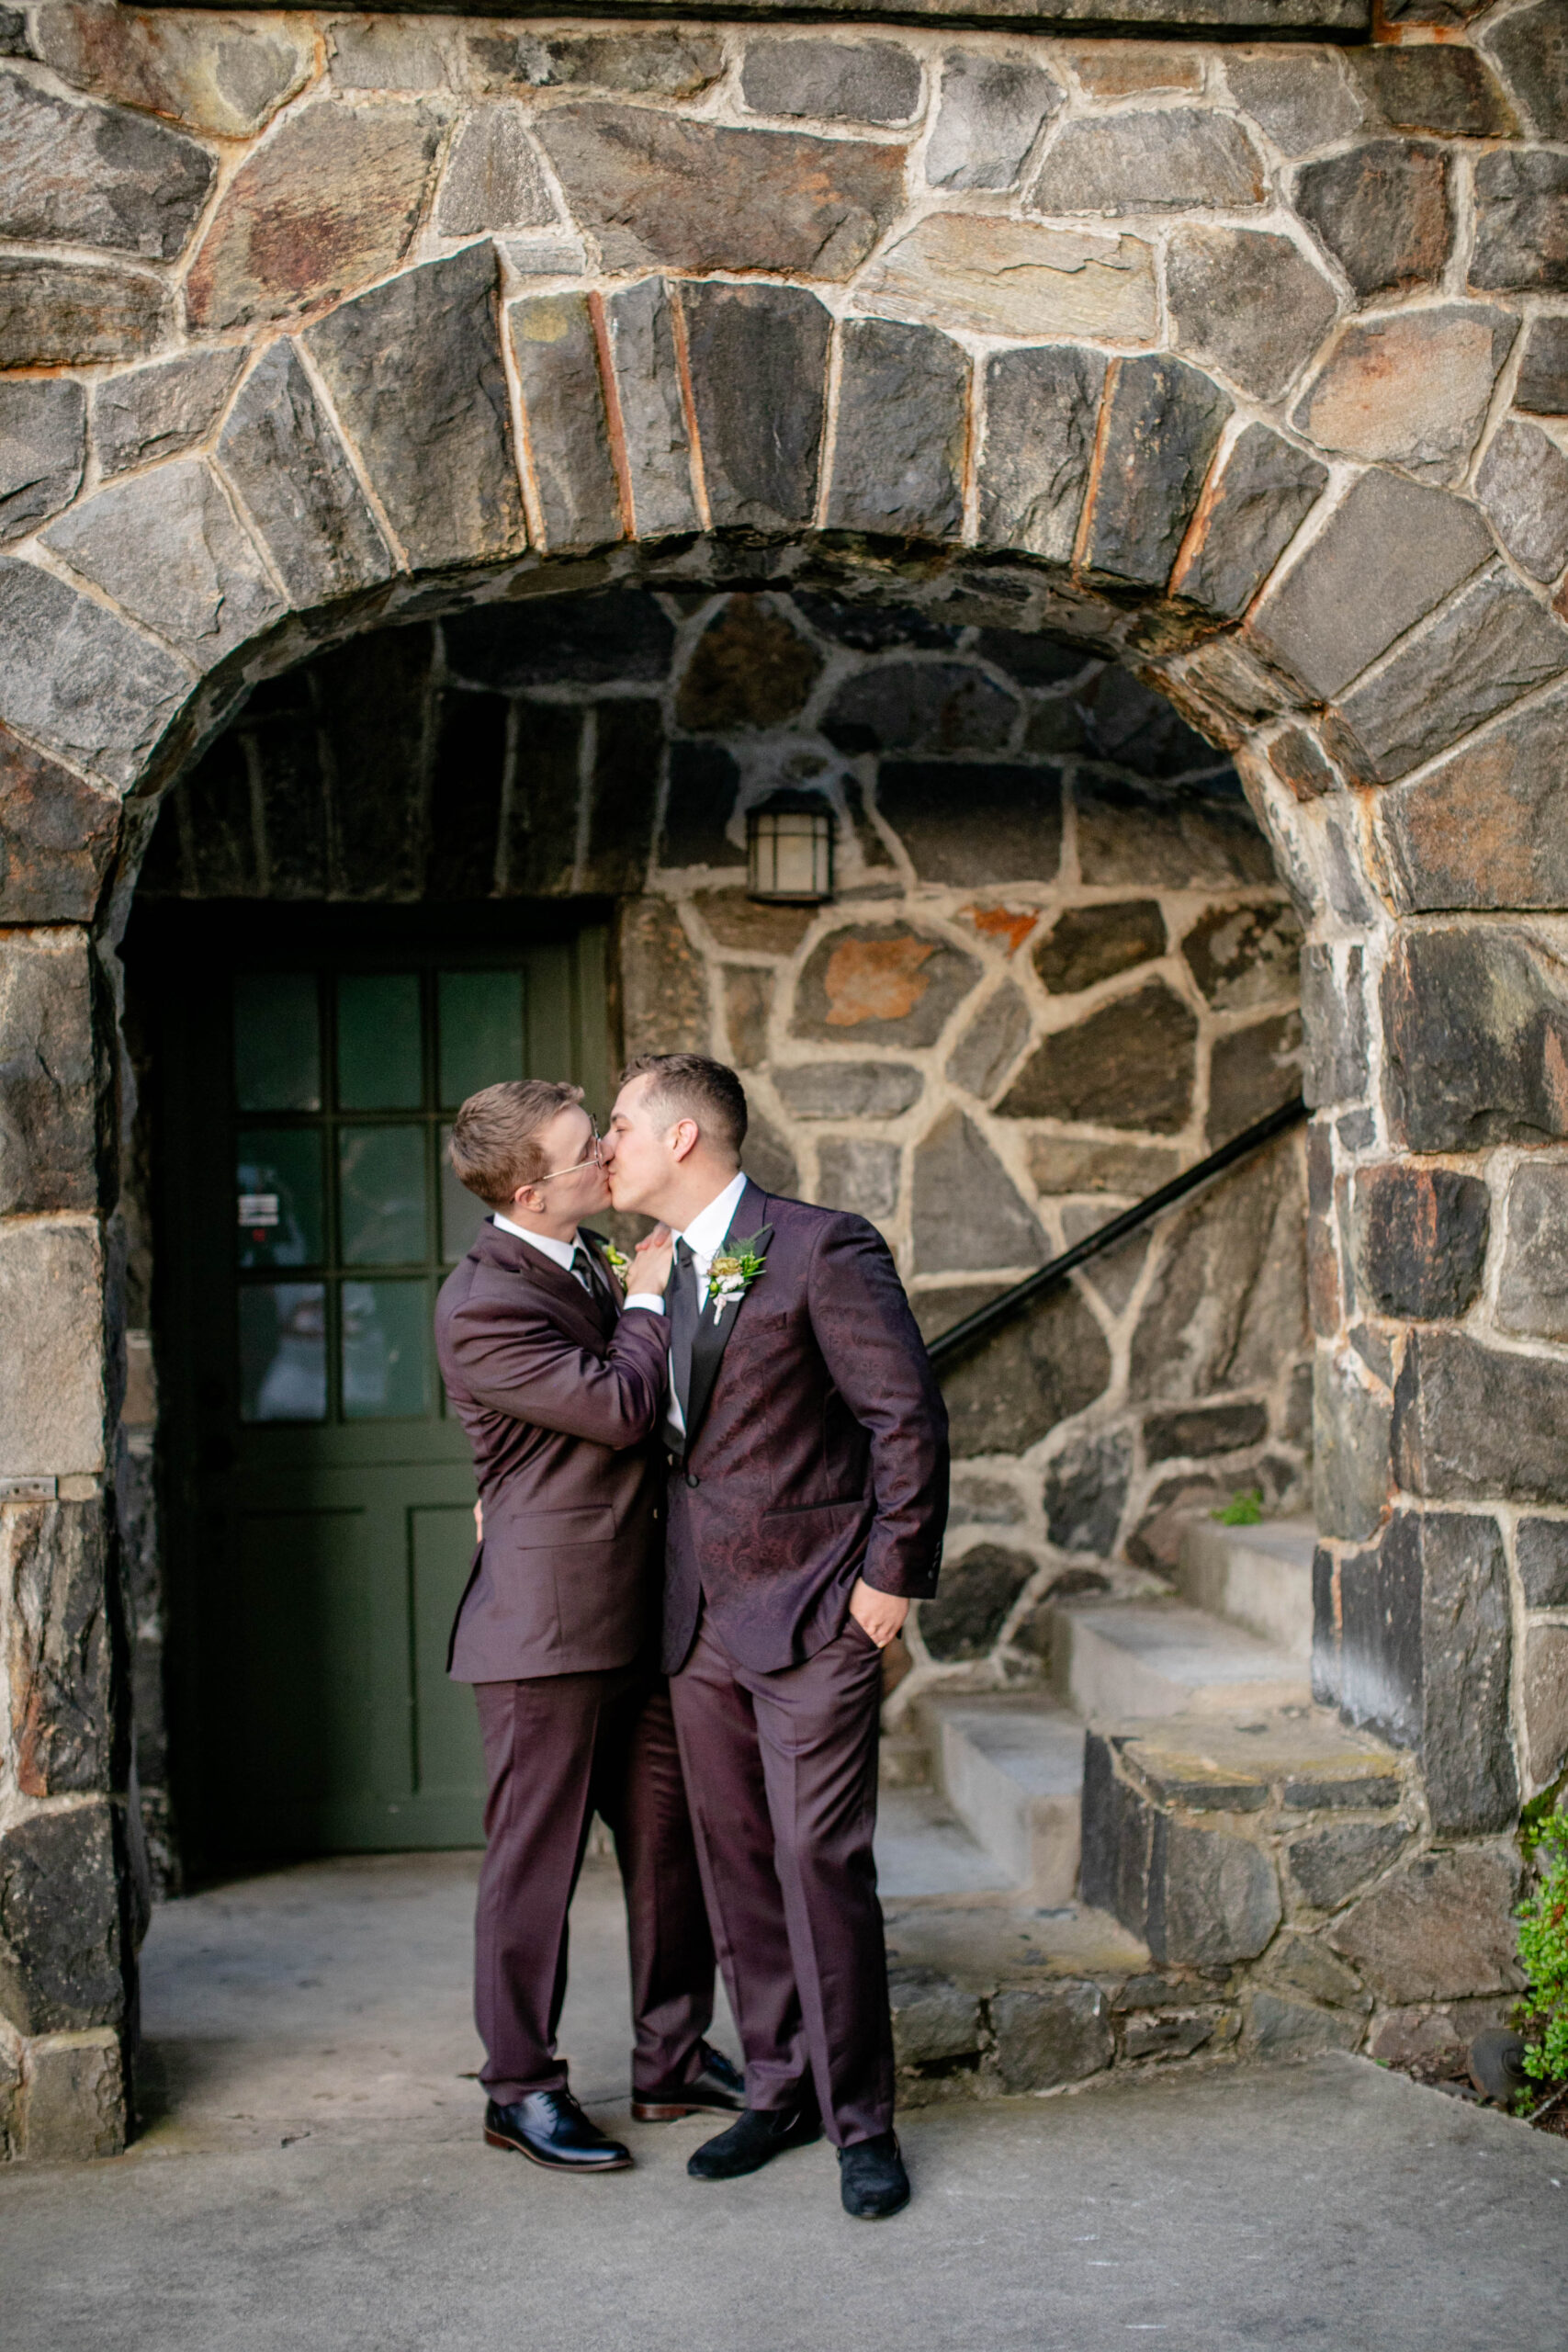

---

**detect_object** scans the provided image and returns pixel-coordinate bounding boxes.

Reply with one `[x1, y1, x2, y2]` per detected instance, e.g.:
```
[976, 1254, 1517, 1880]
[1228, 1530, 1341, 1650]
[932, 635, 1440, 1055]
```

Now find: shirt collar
[493, 1214, 579, 1275]
[676, 1170, 750, 1263]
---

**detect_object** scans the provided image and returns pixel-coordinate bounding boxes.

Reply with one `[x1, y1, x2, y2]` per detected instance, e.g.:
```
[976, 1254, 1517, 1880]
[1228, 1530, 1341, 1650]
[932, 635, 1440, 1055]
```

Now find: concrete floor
[3, 1854, 1565, 2352]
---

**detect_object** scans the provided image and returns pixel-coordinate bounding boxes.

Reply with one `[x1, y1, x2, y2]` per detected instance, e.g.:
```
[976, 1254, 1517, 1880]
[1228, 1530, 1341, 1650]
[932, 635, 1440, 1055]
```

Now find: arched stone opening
[4, 9, 1567, 2154]
[123, 574, 1311, 1894]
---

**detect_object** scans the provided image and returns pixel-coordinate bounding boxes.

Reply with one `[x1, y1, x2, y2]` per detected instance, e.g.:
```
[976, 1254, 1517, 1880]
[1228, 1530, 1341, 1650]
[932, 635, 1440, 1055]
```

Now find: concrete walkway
[3, 1856, 1563, 2352]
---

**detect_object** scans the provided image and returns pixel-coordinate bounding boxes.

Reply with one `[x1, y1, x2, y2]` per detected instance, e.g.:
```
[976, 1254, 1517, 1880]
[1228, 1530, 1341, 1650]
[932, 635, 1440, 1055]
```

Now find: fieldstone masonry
[0, 0, 1565, 2153]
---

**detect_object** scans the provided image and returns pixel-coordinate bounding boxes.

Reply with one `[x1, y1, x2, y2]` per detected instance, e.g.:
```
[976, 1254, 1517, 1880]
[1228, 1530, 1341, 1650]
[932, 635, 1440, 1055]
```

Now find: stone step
[925, 1697, 1086, 1905]
[1177, 1514, 1316, 1661]
[879, 1728, 931, 1790]
[1081, 1709, 1408, 1970]
[1049, 1596, 1313, 1721]
[874, 1784, 1014, 1902]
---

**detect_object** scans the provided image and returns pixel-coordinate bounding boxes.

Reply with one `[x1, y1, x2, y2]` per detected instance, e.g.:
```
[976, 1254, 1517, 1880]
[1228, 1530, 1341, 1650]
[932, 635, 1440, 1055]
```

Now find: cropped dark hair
[620, 1054, 748, 1158]
[447, 1079, 584, 1206]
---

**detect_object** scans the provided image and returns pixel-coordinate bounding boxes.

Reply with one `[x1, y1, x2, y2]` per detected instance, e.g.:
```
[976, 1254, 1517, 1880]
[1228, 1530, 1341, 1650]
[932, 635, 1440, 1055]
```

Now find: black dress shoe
[484, 2091, 632, 2173]
[687, 2096, 822, 2180]
[840, 2131, 909, 2220]
[632, 2041, 746, 2121]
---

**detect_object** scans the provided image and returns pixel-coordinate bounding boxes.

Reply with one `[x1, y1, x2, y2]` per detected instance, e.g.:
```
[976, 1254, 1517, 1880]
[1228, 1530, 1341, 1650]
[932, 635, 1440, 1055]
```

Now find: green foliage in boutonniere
[604, 1243, 631, 1280]
[707, 1234, 768, 1323]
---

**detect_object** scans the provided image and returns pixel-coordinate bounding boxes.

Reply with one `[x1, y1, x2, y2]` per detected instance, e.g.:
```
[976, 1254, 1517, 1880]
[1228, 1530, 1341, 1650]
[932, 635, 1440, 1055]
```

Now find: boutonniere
[604, 1243, 630, 1281]
[706, 1232, 768, 1323]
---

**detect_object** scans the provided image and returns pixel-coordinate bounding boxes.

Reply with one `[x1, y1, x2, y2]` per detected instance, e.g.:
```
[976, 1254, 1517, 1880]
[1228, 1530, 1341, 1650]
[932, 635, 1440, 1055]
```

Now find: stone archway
[130, 574, 1311, 1880]
[4, 11, 1567, 2157]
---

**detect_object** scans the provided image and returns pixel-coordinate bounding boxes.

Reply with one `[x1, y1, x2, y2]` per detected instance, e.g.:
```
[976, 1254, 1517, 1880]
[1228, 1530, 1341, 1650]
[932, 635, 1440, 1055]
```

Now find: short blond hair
[447, 1080, 584, 1206]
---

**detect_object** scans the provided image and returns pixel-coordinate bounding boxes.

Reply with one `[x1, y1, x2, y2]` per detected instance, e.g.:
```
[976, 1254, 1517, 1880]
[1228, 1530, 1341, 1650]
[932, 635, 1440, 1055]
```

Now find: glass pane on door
[438, 968, 525, 1107]
[339, 1125, 426, 1265]
[337, 973, 422, 1110]
[237, 1128, 323, 1269]
[235, 973, 320, 1112]
[343, 1280, 430, 1419]
[239, 1283, 327, 1422]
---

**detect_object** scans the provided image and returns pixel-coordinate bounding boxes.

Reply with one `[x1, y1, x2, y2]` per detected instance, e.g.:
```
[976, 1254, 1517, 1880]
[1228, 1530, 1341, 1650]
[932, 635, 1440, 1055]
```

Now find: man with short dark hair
[603, 1055, 948, 2222]
[436, 1079, 741, 2176]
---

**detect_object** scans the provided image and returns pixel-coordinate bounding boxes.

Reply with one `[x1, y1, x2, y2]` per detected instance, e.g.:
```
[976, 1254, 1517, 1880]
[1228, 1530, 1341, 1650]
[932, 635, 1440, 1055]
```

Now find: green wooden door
[145, 910, 611, 1866]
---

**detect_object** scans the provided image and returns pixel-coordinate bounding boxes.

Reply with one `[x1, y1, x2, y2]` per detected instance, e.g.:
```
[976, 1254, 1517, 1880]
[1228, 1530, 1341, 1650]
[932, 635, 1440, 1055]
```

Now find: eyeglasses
[533, 1123, 603, 1184]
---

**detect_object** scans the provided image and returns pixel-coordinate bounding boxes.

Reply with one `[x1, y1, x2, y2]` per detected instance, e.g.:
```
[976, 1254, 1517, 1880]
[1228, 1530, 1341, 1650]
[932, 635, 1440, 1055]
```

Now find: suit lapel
[682, 1181, 773, 1457]
[486, 1220, 606, 1346]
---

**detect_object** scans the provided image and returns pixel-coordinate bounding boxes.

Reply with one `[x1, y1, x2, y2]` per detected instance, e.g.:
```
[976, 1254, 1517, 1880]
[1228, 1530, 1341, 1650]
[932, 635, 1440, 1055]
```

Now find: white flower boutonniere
[604, 1243, 631, 1281]
[706, 1234, 768, 1324]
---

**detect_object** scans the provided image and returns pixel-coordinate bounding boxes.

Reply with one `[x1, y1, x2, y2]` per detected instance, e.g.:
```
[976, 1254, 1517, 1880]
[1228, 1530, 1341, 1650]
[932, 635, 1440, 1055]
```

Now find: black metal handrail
[926, 1094, 1309, 1374]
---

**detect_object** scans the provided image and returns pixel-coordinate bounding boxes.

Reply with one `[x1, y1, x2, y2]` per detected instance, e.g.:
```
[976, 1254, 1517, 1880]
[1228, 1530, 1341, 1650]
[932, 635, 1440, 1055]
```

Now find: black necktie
[663, 1238, 698, 1456]
[572, 1243, 618, 1336]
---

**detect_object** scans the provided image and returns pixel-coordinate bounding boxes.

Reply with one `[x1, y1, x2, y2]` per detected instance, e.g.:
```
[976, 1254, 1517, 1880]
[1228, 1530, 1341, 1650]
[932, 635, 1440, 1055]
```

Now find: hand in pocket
[846, 1576, 908, 1650]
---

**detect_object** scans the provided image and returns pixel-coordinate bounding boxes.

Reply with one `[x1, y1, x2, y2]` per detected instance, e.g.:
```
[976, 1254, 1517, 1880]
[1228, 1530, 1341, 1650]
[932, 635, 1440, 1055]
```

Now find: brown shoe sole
[630, 2098, 742, 2122]
[483, 2125, 633, 2172]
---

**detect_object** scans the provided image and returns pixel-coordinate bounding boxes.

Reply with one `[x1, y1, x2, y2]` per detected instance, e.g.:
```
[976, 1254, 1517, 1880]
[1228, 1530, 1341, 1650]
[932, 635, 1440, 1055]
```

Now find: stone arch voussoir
[11, 234, 1556, 953]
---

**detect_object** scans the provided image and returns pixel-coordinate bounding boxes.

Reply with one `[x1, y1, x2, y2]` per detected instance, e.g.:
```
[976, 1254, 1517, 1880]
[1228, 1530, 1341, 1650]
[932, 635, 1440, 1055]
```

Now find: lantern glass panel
[775, 815, 822, 898]
[748, 805, 832, 902]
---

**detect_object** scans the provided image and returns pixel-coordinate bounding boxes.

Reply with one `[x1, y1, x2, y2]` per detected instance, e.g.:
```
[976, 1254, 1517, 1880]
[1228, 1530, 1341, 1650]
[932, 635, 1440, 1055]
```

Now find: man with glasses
[436, 1079, 742, 2176]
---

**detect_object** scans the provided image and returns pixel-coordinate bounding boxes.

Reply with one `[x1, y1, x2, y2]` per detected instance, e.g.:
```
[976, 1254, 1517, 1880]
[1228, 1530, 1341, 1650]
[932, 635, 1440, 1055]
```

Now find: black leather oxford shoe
[686, 2094, 822, 2180]
[632, 2041, 746, 2122]
[484, 2091, 633, 2173]
[839, 2131, 909, 2220]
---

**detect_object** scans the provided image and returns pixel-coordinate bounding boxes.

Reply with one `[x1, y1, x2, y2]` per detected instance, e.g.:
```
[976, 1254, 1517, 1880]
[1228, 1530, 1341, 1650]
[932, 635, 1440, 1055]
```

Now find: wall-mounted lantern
[746, 789, 835, 905]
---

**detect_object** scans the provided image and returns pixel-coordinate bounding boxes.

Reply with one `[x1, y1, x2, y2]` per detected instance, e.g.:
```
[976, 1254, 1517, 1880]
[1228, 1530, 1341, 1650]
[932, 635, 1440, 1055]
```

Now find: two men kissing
[434, 1054, 948, 2222]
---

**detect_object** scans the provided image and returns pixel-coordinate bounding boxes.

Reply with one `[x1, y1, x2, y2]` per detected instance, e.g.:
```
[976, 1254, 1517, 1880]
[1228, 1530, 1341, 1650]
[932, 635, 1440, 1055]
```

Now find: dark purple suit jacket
[663, 1181, 947, 1676]
[435, 1220, 671, 1682]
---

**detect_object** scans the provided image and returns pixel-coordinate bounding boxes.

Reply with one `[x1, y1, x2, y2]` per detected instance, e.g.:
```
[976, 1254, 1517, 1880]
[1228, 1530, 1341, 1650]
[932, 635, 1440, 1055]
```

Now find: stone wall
[141, 587, 1311, 1714]
[3, 1, 1568, 2154]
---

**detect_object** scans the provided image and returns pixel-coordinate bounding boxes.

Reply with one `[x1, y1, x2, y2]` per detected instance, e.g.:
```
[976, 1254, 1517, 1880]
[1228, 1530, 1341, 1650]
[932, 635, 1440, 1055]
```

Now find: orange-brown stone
[822, 933, 937, 1028]
[185, 100, 443, 333]
[959, 905, 1037, 956]
[31, 5, 315, 138]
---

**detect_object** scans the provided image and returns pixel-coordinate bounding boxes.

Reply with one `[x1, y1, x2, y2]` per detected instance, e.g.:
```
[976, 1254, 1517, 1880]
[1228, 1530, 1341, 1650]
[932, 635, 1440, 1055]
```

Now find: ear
[669, 1117, 701, 1167]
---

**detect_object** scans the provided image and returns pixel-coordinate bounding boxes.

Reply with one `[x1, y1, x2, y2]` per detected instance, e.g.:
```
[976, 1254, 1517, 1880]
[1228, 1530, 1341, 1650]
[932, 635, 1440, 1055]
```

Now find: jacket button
[685, 1472, 700, 1489]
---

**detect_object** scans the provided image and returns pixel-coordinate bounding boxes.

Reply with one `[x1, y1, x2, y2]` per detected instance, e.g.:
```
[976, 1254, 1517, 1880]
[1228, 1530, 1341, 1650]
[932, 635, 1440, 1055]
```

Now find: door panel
[231, 1506, 380, 1830]
[410, 1506, 487, 1804]
[142, 907, 611, 1868]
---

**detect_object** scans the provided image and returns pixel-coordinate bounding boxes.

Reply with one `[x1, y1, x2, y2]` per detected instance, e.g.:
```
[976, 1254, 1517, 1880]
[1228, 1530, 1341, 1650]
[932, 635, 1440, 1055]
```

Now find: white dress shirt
[648, 1168, 750, 1431]
[674, 1169, 751, 1304]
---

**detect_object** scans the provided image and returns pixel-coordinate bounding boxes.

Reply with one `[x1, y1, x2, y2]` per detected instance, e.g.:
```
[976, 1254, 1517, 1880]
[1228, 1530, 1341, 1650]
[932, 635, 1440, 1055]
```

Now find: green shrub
[1515, 1801, 1568, 2104]
[1213, 1488, 1264, 1527]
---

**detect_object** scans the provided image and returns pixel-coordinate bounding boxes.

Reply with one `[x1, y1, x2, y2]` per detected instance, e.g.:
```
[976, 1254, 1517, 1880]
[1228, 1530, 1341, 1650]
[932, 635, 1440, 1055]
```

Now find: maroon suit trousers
[473, 1668, 715, 2103]
[669, 1613, 894, 2148]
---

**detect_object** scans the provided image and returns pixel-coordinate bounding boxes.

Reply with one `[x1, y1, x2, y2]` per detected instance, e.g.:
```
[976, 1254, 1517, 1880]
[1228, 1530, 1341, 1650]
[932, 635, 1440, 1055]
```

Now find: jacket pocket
[761, 1496, 862, 1521]
[515, 1502, 617, 1548]
[750, 1495, 869, 1577]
